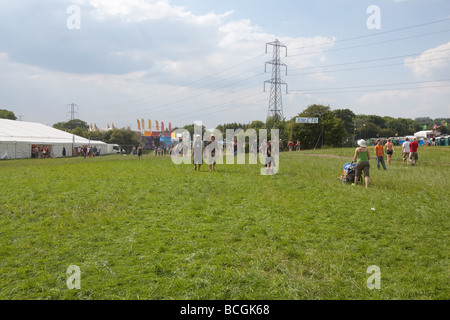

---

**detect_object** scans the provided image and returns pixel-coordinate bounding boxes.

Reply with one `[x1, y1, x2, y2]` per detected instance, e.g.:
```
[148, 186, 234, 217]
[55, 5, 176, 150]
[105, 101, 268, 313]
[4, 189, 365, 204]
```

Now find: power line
[286, 29, 450, 59]
[264, 39, 288, 125]
[290, 79, 450, 93]
[287, 56, 450, 76]
[98, 53, 267, 111]
[286, 48, 450, 74]
[66, 103, 79, 120]
[113, 71, 266, 119]
[290, 84, 450, 95]
[288, 17, 450, 54]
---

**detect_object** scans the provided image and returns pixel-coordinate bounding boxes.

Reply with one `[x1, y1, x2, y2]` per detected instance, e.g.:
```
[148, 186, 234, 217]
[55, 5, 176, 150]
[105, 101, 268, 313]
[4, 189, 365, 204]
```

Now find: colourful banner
[161, 121, 164, 132]
[169, 122, 172, 132]
[137, 119, 141, 131]
[141, 119, 145, 131]
[148, 120, 151, 131]
[156, 120, 159, 131]
[144, 131, 152, 137]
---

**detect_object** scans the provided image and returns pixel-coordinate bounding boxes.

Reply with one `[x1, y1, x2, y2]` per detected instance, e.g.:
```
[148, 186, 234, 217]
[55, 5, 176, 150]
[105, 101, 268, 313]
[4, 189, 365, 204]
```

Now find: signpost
[296, 117, 319, 124]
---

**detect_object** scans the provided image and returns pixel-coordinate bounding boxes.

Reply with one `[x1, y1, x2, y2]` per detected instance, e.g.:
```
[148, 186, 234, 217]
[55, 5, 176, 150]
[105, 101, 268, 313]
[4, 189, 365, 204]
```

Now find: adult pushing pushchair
[338, 162, 362, 184]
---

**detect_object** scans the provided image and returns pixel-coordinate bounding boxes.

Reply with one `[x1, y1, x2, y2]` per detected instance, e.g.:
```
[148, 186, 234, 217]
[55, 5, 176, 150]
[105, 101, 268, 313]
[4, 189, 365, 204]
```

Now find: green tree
[287, 104, 345, 149]
[53, 119, 89, 131]
[182, 124, 206, 138]
[333, 108, 355, 135]
[70, 127, 88, 138]
[248, 120, 265, 130]
[108, 128, 140, 153]
[0, 109, 17, 120]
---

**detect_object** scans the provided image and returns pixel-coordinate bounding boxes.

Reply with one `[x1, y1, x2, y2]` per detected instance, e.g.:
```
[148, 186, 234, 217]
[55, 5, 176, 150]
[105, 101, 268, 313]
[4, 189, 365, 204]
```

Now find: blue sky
[0, 0, 449, 131]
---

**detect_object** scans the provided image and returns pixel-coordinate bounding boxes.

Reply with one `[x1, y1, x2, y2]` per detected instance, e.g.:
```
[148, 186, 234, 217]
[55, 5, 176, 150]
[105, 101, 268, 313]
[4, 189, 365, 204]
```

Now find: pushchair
[338, 162, 362, 184]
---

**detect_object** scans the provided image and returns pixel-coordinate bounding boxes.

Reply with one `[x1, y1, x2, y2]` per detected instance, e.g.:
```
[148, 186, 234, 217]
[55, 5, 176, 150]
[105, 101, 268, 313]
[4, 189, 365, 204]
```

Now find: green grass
[0, 147, 449, 300]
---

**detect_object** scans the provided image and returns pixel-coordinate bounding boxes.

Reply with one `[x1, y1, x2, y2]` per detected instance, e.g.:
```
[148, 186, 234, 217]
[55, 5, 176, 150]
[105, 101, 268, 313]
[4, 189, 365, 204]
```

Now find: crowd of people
[31, 145, 52, 159]
[74, 145, 101, 158]
[353, 137, 421, 188]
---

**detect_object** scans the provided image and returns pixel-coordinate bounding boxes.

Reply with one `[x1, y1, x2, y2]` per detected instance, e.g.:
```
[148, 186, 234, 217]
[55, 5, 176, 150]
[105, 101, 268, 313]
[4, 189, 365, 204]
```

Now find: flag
[137, 119, 141, 131]
[161, 121, 164, 132]
[156, 120, 159, 131]
[169, 122, 172, 132]
[148, 120, 151, 131]
[141, 119, 145, 130]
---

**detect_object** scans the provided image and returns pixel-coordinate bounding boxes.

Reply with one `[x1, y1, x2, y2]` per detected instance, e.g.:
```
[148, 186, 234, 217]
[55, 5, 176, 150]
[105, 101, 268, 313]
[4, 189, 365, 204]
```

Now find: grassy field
[0, 146, 449, 300]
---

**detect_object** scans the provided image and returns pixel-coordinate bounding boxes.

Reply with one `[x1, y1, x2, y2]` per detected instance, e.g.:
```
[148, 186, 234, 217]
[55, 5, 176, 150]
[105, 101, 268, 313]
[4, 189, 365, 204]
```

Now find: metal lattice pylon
[264, 39, 288, 125]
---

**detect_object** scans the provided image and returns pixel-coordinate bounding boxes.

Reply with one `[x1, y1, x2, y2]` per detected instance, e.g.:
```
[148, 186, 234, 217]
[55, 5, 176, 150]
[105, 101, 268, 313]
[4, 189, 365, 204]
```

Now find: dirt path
[298, 153, 352, 159]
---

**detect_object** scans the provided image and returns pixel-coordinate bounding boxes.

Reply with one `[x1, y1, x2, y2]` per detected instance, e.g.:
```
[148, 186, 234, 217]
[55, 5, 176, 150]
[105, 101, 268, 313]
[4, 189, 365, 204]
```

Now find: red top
[409, 141, 419, 153]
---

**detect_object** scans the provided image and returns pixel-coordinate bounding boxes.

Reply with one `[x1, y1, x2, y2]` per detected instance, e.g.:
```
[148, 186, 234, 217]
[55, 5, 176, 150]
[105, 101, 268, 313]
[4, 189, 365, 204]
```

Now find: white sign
[296, 117, 319, 124]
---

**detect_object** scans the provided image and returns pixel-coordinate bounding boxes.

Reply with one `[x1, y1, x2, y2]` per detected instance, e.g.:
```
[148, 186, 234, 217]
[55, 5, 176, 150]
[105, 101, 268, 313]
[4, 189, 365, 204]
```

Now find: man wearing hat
[353, 139, 371, 188]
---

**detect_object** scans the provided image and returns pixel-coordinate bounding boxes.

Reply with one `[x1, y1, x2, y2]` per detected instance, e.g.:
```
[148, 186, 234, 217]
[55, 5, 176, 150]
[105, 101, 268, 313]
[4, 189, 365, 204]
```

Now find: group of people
[31, 145, 52, 159]
[288, 139, 301, 152]
[130, 145, 144, 159]
[189, 135, 276, 174]
[192, 134, 218, 171]
[353, 137, 420, 188]
[76, 145, 101, 158]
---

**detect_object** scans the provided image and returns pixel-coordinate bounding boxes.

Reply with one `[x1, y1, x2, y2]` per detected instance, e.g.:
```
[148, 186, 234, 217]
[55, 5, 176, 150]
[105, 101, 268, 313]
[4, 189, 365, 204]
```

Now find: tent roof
[0, 119, 106, 145]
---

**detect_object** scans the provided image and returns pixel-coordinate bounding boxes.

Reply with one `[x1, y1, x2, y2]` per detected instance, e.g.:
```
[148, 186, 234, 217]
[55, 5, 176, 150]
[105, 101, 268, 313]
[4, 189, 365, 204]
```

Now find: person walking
[296, 140, 300, 151]
[384, 138, 395, 166]
[192, 135, 204, 171]
[62, 147, 66, 158]
[374, 139, 387, 170]
[206, 134, 218, 171]
[353, 139, 370, 189]
[265, 140, 274, 175]
[409, 137, 419, 166]
[288, 139, 293, 152]
[402, 137, 411, 165]
[137, 144, 143, 159]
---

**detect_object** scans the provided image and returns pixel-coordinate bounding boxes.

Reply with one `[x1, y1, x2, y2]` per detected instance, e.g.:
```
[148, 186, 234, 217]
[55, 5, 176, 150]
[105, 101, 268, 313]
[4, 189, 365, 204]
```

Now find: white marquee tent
[0, 119, 109, 159]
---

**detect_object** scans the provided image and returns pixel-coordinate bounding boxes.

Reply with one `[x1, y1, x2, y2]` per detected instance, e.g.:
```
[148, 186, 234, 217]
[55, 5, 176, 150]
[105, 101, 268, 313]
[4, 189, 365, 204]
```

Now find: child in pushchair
[339, 162, 362, 184]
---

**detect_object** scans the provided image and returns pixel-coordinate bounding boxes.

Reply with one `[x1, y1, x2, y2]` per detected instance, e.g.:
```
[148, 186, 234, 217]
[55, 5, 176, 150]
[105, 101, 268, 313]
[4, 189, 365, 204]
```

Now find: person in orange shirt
[374, 139, 387, 170]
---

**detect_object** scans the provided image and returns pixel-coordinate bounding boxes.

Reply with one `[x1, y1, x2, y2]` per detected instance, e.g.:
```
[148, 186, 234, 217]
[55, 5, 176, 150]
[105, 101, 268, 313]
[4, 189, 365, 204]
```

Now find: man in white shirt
[402, 138, 411, 165]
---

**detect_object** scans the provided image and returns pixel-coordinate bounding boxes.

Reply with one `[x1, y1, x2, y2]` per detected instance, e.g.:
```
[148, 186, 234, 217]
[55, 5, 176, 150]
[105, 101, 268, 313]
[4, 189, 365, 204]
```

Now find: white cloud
[352, 84, 450, 118]
[404, 42, 450, 78]
[87, 0, 232, 25]
[0, 0, 340, 128]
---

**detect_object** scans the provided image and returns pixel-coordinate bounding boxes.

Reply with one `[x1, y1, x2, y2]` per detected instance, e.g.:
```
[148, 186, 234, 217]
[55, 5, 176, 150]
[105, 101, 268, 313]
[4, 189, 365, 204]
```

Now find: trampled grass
[0, 147, 448, 300]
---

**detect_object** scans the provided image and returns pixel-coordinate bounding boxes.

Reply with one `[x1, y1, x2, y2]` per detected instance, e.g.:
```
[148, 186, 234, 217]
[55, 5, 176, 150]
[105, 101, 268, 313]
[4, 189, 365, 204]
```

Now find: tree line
[2, 107, 448, 151]
[182, 105, 449, 150]
[52, 119, 141, 152]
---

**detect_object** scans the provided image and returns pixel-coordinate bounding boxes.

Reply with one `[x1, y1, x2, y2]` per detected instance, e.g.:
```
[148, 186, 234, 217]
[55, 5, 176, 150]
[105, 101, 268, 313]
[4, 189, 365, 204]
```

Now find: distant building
[414, 130, 437, 138]
[89, 123, 116, 132]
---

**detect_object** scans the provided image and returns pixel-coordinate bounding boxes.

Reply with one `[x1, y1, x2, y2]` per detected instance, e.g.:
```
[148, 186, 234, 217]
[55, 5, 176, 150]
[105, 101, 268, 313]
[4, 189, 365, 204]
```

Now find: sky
[0, 0, 449, 131]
